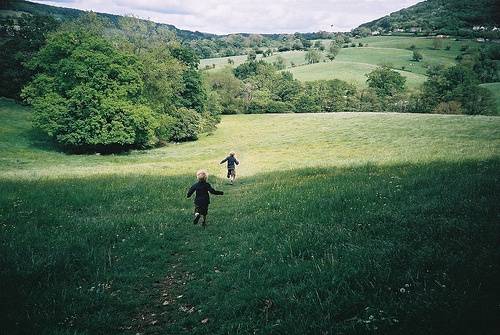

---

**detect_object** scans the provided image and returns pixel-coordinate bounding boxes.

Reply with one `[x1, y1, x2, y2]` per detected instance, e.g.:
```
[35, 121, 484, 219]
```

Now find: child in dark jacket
[220, 151, 239, 184]
[187, 170, 223, 227]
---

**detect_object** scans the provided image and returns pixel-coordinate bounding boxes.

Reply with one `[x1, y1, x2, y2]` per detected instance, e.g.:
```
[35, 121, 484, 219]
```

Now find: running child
[187, 170, 223, 227]
[220, 151, 239, 184]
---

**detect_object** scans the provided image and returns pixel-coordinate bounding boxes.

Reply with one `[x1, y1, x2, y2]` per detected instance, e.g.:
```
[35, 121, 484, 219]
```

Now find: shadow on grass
[0, 158, 499, 334]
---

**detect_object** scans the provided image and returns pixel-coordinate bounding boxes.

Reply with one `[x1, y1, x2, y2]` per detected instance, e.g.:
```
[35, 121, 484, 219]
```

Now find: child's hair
[196, 169, 208, 181]
[229, 151, 235, 156]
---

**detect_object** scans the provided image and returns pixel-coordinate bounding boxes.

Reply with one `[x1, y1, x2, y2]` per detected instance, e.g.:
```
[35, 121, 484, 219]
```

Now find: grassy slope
[199, 50, 311, 71]
[1, 99, 500, 334]
[2, 98, 499, 178]
[201, 36, 489, 89]
[481, 82, 500, 115]
[286, 61, 427, 89]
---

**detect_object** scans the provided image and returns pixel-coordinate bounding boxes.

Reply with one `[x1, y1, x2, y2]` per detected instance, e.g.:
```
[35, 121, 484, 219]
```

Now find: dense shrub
[246, 99, 290, 114]
[169, 107, 201, 141]
[205, 69, 246, 114]
[421, 65, 494, 115]
[433, 101, 464, 114]
[366, 66, 406, 97]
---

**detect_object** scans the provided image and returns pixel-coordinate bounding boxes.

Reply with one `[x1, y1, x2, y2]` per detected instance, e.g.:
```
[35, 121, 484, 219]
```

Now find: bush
[366, 66, 406, 97]
[169, 107, 201, 141]
[412, 50, 423, 62]
[155, 114, 177, 144]
[246, 99, 290, 114]
[421, 65, 495, 115]
[433, 101, 463, 114]
[294, 94, 322, 113]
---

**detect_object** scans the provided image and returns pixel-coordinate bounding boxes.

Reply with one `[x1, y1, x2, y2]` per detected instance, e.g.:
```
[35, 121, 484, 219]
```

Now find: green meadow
[1, 98, 500, 334]
[200, 36, 495, 91]
[286, 61, 427, 89]
[481, 82, 500, 115]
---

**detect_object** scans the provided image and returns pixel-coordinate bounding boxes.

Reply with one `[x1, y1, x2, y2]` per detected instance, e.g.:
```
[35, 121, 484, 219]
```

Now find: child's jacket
[187, 181, 223, 207]
[220, 156, 239, 169]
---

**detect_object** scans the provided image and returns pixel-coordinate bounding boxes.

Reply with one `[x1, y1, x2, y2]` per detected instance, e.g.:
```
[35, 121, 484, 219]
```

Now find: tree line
[205, 55, 495, 116]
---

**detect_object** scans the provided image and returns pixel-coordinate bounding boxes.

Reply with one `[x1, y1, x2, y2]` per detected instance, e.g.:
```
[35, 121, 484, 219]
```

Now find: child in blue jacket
[220, 151, 239, 184]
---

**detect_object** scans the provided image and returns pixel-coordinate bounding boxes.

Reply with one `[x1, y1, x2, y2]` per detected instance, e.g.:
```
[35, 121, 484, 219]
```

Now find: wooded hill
[1, 0, 215, 41]
[355, 0, 500, 38]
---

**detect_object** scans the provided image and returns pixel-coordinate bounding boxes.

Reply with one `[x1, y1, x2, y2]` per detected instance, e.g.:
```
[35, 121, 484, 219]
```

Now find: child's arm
[235, 158, 239, 165]
[187, 184, 196, 198]
[208, 184, 224, 195]
[220, 157, 228, 164]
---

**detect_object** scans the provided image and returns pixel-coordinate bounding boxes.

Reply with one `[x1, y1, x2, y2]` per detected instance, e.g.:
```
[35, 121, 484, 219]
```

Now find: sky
[32, 0, 421, 35]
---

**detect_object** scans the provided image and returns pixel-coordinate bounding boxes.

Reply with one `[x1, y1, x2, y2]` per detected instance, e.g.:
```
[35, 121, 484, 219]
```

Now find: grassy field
[200, 36, 492, 90]
[351, 36, 481, 53]
[286, 61, 427, 89]
[481, 82, 500, 115]
[1, 98, 500, 334]
[199, 51, 311, 71]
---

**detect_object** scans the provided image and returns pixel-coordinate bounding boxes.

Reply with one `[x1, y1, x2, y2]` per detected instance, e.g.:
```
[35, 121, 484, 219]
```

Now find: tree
[169, 107, 201, 141]
[273, 56, 286, 70]
[432, 37, 444, 50]
[0, 14, 59, 99]
[205, 68, 245, 114]
[366, 66, 406, 97]
[421, 65, 494, 115]
[247, 50, 257, 61]
[327, 42, 340, 60]
[412, 50, 423, 62]
[305, 49, 321, 64]
[22, 28, 158, 150]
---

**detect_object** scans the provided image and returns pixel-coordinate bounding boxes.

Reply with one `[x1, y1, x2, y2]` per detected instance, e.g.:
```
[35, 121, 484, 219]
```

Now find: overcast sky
[32, 0, 421, 34]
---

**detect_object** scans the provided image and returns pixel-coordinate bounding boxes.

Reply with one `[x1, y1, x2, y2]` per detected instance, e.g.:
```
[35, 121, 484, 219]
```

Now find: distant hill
[355, 0, 500, 38]
[0, 0, 215, 41]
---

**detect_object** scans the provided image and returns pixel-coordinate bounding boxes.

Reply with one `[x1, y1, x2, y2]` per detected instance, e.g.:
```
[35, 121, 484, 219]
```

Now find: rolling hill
[356, 0, 500, 37]
[1, 0, 215, 41]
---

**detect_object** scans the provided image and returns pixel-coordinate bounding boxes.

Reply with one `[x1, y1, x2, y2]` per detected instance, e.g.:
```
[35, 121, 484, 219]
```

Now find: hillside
[356, 0, 500, 37]
[0, 0, 215, 41]
[201, 36, 492, 92]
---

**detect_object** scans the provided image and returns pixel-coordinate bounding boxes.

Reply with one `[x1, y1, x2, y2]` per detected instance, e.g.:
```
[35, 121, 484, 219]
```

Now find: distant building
[371, 31, 380, 36]
[410, 27, 422, 33]
[393, 28, 404, 33]
[476, 38, 486, 42]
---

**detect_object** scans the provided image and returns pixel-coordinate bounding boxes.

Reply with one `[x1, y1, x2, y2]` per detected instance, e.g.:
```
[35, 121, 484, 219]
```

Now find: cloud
[32, 0, 421, 34]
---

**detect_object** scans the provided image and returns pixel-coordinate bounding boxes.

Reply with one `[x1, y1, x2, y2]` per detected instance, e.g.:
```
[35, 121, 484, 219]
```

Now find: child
[187, 170, 223, 227]
[220, 151, 239, 184]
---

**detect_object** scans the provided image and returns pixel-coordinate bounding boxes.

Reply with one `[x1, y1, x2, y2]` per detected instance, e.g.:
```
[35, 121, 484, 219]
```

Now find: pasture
[1, 98, 500, 334]
[200, 36, 495, 91]
[286, 60, 427, 89]
[481, 82, 500, 115]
